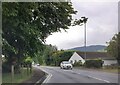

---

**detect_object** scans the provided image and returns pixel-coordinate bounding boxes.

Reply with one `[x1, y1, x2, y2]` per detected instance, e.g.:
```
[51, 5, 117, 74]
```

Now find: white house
[69, 52, 85, 64]
[68, 52, 117, 66]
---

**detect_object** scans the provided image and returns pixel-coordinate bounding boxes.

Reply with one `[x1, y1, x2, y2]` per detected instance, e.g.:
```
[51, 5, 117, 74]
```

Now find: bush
[73, 60, 83, 67]
[84, 59, 104, 68]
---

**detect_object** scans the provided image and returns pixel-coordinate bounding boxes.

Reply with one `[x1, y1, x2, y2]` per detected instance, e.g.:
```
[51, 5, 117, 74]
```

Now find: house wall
[69, 52, 85, 64]
[103, 60, 117, 66]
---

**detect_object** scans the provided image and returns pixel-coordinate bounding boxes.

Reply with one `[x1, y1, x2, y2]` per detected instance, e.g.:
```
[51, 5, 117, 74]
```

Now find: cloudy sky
[45, 0, 118, 50]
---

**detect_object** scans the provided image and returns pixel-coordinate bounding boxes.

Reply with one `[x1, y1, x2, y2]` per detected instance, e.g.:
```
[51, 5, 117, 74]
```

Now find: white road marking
[42, 72, 52, 83]
[77, 73, 111, 83]
[35, 66, 111, 84]
[88, 76, 111, 83]
[34, 66, 53, 84]
[62, 69, 111, 83]
[40, 67, 53, 84]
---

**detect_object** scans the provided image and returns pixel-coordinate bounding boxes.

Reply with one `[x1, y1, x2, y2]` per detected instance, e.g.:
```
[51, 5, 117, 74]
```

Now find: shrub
[84, 59, 104, 68]
[73, 60, 83, 67]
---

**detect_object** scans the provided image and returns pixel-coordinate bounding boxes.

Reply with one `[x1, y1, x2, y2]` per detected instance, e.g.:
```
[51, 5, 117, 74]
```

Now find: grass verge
[2, 68, 33, 84]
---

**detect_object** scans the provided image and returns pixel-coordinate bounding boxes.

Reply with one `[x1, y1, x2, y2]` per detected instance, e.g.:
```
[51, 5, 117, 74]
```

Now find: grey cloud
[46, 1, 118, 50]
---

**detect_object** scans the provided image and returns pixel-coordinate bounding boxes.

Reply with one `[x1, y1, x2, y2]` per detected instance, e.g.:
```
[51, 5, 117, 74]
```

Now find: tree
[106, 32, 120, 65]
[51, 50, 74, 66]
[42, 44, 57, 65]
[24, 57, 33, 74]
[2, 2, 77, 72]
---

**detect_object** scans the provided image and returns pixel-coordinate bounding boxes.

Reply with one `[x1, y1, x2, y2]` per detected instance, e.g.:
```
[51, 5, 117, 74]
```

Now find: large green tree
[2, 2, 77, 72]
[106, 32, 120, 65]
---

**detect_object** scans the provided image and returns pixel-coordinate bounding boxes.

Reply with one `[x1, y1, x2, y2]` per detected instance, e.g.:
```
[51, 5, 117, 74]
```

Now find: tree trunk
[15, 50, 23, 73]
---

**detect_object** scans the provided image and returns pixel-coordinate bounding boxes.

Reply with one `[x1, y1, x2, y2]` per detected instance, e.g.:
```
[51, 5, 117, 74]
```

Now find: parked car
[60, 61, 73, 70]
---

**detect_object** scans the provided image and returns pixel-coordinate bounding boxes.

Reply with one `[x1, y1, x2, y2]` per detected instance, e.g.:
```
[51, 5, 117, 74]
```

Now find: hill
[68, 45, 107, 52]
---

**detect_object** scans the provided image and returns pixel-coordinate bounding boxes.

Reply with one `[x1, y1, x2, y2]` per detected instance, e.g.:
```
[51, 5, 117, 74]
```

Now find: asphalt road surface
[35, 66, 118, 84]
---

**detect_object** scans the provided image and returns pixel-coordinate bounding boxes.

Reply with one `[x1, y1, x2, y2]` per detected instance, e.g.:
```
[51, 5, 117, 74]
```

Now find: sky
[45, 0, 118, 50]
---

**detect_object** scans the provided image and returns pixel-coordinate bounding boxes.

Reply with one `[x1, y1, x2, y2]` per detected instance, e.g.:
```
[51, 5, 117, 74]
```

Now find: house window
[74, 60, 77, 63]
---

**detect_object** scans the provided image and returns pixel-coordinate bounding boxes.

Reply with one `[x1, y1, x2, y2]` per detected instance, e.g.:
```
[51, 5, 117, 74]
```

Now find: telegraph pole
[81, 17, 88, 60]
[84, 21, 87, 60]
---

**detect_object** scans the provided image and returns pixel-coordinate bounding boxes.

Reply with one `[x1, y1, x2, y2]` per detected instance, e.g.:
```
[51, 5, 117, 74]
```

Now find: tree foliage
[41, 44, 57, 65]
[106, 32, 120, 64]
[37, 49, 74, 66]
[51, 50, 74, 66]
[25, 57, 33, 64]
[2, 2, 77, 67]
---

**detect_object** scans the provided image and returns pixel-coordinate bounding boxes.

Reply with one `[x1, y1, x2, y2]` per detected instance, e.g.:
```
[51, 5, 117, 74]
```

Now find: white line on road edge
[40, 67, 52, 84]
[67, 70, 111, 83]
[33, 66, 52, 85]
[72, 68, 113, 83]
[88, 75, 111, 83]
[77, 72, 111, 83]
[62, 69, 111, 83]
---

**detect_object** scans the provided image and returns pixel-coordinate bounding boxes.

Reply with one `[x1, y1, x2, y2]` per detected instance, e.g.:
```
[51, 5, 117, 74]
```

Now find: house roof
[75, 52, 115, 60]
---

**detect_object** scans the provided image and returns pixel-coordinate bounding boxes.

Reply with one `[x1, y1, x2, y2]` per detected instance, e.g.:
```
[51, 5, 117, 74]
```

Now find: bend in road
[36, 66, 118, 84]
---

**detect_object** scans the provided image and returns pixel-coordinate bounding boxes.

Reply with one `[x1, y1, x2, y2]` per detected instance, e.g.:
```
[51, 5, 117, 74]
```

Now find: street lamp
[80, 17, 88, 60]
[73, 17, 88, 60]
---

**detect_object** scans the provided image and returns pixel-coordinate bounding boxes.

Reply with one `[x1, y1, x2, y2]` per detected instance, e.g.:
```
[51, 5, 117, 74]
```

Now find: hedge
[84, 59, 104, 68]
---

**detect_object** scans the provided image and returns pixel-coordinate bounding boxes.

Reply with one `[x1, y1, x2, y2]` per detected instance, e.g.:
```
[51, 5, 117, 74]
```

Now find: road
[35, 66, 118, 84]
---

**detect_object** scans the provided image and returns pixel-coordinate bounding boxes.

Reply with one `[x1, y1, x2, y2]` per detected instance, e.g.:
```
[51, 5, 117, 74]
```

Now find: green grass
[2, 68, 33, 84]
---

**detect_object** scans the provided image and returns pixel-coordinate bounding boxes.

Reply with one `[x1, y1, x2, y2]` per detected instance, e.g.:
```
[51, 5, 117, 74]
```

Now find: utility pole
[84, 21, 87, 60]
[81, 17, 88, 60]
[73, 17, 88, 60]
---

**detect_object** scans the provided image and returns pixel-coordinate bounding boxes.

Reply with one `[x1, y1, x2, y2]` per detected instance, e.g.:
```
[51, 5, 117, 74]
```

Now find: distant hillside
[68, 45, 107, 52]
